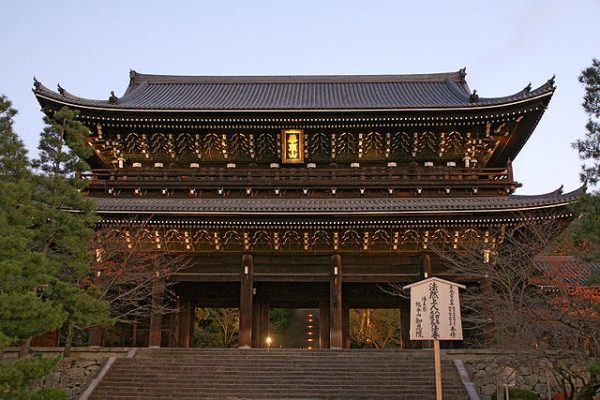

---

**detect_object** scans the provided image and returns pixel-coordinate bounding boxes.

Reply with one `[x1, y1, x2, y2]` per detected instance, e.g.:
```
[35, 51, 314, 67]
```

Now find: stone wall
[2, 347, 130, 400]
[37, 358, 105, 399]
[446, 350, 592, 400]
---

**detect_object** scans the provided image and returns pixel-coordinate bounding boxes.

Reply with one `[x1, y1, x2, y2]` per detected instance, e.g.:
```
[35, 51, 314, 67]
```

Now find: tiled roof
[92, 186, 582, 216]
[33, 70, 555, 112]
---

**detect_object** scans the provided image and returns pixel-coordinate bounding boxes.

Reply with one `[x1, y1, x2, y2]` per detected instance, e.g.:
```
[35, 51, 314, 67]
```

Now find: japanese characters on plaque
[404, 278, 465, 341]
[281, 129, 304, 164]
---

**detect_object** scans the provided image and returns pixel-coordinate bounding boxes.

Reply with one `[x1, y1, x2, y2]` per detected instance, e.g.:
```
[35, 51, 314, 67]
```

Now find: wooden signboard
[404, 277, 466, 400]
[404, 277, 465, 341]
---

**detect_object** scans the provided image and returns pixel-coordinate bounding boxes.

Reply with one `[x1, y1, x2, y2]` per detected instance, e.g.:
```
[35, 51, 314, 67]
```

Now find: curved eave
[33, 81, 555, 114]
[92, 186, 583, 218]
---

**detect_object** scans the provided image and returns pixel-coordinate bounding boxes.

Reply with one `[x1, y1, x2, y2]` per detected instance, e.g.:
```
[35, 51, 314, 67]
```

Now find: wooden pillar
[319, 299, 330, 349]
[252, 296, 263, 348]
[342, 302, 351, 349]
[330, 255, 343, 349]
[131, 319, 138, 347]
[178, 298, 192, 348]
[239, 254, 254, 348]
[259, 296, 269, 348]
[88, 327, 103, 347]
[252, 284, 271, 348]
[481, 277, 494, 346]
[422, 253, 433, 349]
[189, 301, 196, 345]
[168, 302, 180, 348]
[400, 299, 411, 349]
[148, 285, 164, 348]
[422, 253, 432, 278]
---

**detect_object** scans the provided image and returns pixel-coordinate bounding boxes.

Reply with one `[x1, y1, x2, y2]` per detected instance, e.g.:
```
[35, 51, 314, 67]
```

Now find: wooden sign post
[404, 278, 466, 400]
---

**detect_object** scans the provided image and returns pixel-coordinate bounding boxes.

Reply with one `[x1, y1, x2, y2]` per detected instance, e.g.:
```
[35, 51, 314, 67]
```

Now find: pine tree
[0, 95, 66, 398]
[32, 106, 110, 357]
[573, 59, 600, 185]
[0, 95, 66, 350]
[571, 60, 600, 259]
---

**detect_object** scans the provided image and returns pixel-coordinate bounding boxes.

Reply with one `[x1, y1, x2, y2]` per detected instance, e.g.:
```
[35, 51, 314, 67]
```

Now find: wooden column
[319, 299, 330, 349]
[330, 255, 343, 349]
[188, 301, 196, 346]
[252, 284, 271, 348]
[400, 299, 411, 349]
[481, 276, 494, 346]
[422, 253, 433, 349]
[148, 284, 164, 348]
[422, 253, 432, 278]
[168, 299, 180, 348]
[131, 320, 138, 347]
[342, 302, 351, 349]
[252, 296, 263, 348]
[178, 298, 192, 348]
[239, 254, 254, 348]
[88, 327, 103, 347]
[259, 296, 269, 348]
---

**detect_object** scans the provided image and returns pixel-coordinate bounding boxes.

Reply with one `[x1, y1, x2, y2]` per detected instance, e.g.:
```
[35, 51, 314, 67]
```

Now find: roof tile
[33, 70, 555, 111]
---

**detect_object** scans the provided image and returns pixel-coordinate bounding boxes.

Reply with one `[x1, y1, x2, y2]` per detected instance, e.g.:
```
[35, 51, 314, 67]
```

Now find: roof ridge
[128, 70, 466, 85]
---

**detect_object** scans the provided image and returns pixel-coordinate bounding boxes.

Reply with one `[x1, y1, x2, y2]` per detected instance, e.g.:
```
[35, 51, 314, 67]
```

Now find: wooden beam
[330, 255, 343, 349]
[239, 254, 254, 348]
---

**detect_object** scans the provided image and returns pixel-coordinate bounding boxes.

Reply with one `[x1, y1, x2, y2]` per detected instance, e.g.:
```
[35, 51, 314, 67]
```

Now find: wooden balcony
[83, 164, 519, 197]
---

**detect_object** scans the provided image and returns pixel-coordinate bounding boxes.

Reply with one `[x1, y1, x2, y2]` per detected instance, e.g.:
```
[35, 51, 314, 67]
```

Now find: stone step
[89, 349, 469, 399]
[91, 394, 469, 400]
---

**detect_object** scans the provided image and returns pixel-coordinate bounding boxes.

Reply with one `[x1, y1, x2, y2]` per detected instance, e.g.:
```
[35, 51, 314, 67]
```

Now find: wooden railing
[83, 164, 518, 195]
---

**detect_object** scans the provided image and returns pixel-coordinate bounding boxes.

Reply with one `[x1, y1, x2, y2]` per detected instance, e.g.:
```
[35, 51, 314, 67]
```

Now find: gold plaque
[281, 129, 304, 164]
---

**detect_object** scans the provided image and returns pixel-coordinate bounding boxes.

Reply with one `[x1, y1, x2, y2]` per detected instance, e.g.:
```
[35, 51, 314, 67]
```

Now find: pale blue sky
[2, 0, 598, 194]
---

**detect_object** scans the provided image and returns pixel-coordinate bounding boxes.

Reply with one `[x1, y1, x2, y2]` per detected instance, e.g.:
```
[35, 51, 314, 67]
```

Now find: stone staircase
[89, 348, 470, 399]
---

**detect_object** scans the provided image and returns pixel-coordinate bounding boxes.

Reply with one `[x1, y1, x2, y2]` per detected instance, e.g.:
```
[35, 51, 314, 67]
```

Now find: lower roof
[93, 187, 582, 217]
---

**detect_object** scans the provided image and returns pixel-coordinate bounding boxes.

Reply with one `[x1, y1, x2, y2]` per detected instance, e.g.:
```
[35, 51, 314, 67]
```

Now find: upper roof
[33, 69, 555, 112]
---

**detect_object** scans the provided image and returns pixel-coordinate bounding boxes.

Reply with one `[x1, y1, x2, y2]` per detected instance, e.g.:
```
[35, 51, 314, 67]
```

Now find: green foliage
[0, 95, 28, 178]
[31, 387, 67, 400]
[568, 194, 600, 261]
[194, 308, 239, 348]
[0, 292, 65, 344]
[590, 362, 600, 377]
[491, 388, 539, 400]
[269, 308, 293, 332]
[350, 309, 401, 349]
[33, 107, 92, 178]
[193, 308, 295, 348]
[0, 96, 66, 347]
[572, 59, 600, 185]
[576, 362, 600, 400]
[30, 106, 111, 353]
[0, 356, 60, 400]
